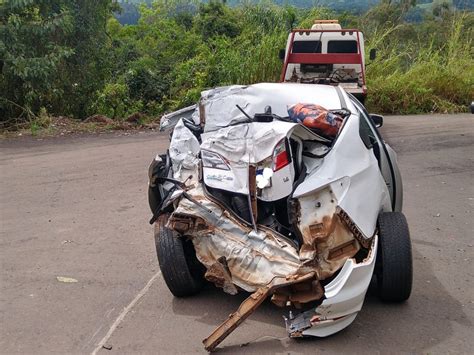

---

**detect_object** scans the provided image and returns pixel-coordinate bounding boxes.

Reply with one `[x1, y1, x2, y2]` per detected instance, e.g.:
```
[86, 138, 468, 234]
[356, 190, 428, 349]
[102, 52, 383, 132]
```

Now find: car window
[292, 40, 322, 53]
[346, 94, 379, 149]
[357, 107, 377, 149]
[327, 40, 358, 53]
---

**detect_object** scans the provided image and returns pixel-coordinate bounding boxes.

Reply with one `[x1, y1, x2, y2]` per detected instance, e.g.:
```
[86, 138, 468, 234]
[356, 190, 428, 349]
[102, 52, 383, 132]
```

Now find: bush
[93, 83, 142, 119]
[366, 13, 474, 114]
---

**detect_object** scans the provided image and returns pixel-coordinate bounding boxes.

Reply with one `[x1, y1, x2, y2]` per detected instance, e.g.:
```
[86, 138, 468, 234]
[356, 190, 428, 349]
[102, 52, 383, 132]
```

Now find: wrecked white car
[148, 83, 412, 351]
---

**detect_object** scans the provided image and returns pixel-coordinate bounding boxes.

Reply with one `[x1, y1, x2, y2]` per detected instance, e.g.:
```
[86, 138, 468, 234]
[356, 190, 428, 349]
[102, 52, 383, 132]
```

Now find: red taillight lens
[272, 139, 290, 171]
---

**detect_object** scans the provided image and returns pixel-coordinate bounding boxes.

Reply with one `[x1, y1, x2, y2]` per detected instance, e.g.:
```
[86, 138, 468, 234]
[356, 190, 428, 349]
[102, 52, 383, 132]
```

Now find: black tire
[155, 215, 204, 297]
[375, 212, 413, 302]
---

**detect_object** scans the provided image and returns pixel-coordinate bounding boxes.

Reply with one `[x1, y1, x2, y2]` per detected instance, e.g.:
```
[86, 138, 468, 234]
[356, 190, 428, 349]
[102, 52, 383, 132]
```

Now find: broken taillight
[201, 150, 230, 170]
[272, 139, 290, 172]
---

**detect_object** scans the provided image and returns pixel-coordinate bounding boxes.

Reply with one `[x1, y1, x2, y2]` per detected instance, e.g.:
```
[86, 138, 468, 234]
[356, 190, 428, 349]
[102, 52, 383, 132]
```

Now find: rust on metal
[337, 206, 372, 248]
[299, 210, 361, 280]
[248, 164, 258, 223]
[289, 280, 324, 306]
[328, 239, 358, 260]
[203, 286, 271, 352]
[204, 257, 238, 295]
[199, 102, 206, 126]
[271, 279, 324, 308]
[306, 215, 336, 242]
[308, 222, 325, 236]
[168, 213, 211, 235]
[270, 291, 290, 307]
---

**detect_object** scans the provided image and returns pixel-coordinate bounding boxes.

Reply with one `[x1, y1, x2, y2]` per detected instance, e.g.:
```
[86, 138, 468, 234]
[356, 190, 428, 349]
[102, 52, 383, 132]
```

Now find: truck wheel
[155, 215, 204, 297]
[375, 212, 413, 302]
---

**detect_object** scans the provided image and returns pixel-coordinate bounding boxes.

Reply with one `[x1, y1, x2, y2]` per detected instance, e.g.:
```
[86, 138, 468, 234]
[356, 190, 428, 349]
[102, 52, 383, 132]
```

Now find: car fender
[294, 113, 391, 239]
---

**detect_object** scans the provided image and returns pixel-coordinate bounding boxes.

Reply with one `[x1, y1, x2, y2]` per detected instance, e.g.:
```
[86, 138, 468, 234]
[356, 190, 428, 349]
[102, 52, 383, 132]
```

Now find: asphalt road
[1, 114, 473, 354]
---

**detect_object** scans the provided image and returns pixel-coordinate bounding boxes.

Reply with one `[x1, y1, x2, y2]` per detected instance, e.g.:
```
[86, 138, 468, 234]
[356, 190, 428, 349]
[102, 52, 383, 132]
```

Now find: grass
[365, 14, 473, 114]
[29, 108, 53, 136]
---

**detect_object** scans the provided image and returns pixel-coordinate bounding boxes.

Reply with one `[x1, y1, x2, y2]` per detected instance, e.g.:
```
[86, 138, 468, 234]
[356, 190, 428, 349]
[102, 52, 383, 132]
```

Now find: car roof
[200, 83, 344, 132]
[212, 82, 342, 108]
[202, 82, 341, 118]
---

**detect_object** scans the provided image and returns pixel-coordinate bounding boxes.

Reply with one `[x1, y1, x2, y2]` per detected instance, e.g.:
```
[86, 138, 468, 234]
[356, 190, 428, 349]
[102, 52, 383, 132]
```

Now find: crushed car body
[148, 83, 412, 352]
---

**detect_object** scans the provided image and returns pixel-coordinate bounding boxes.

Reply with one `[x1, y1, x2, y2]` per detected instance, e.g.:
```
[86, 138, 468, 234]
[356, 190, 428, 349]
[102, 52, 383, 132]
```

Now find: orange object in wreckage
[288, 103, 343, 138]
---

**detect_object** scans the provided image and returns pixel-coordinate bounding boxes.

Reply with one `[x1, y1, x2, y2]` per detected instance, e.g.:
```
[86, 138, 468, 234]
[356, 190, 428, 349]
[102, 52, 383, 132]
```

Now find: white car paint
[287, 236, 378, 337]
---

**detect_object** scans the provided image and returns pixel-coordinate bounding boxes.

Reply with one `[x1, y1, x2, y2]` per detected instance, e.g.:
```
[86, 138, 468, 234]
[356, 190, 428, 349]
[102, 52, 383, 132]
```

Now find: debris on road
[56, 276, 78, 283]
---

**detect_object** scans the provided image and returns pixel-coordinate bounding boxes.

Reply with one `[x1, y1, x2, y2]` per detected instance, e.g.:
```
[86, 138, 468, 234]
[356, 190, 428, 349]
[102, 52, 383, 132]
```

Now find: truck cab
[280, 20, 371, 104]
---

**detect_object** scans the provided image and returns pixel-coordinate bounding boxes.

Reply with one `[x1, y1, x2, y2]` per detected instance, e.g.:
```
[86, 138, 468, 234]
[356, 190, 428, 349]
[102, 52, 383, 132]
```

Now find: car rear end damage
[149, 83, 407, 351]
[163, 172, 379, 350]
[164, 178, 378, 349]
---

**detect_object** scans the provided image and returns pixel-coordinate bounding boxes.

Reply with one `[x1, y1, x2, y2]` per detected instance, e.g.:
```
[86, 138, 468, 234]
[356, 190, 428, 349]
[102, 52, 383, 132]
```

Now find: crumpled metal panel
[169, 119, 200, 179]
[286, 237, 378, 338]
[159, 83, 343, 133]
[170, 186, 307, 292]
[170, 185, 365, 292]
[159, 104, 197, 131]
[296, 187, 361, 280]
[201, 122, 287, 164]
[200, 121, 328, 164]
[200, 120, 328, 197]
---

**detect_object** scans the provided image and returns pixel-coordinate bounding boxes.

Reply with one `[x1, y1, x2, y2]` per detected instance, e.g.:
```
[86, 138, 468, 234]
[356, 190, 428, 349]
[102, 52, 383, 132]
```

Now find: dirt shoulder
[0, 115, 160, 140]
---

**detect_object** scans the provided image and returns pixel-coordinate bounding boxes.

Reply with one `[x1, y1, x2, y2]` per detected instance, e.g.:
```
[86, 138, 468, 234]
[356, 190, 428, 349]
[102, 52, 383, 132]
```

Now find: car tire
[155, 215, 204, 297]
[375, 212, 413, 302]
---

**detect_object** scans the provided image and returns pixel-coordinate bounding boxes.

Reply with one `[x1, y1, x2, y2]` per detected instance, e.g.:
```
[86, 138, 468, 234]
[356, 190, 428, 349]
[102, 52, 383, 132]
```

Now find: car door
[350, 97, 401, 212]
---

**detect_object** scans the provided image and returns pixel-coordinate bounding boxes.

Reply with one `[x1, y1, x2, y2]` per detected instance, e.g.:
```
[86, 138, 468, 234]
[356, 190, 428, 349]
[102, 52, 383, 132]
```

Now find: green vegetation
[365, 11, 473, 113]
[1, 0, 473, 131]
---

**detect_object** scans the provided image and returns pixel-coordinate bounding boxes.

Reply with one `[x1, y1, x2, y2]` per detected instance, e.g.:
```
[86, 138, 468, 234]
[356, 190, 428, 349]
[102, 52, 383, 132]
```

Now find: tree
[58, 0, 118, 119]
[0, 0, 117, 124]
[0, 0, 74, 124]
[195, 1, 240, 40]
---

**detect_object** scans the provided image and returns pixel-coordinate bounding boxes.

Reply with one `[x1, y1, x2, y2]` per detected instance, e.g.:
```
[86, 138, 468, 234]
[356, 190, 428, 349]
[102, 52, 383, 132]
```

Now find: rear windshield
[292, 40, 322, 53]
[327, 40, 358, 53]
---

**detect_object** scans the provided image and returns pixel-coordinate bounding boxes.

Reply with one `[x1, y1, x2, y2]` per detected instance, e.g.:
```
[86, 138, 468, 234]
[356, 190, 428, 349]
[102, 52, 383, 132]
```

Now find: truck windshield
[327, 40, 358, 53]
[292, 40, 322, 53]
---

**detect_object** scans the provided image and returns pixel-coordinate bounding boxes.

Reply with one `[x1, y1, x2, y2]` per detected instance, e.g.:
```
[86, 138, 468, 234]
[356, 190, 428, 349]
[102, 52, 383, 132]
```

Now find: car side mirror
[370, 114, 384, 128]
[279, 49, 285, 60]
[470, 101, 474, 114]
[369, 48, 377, 61]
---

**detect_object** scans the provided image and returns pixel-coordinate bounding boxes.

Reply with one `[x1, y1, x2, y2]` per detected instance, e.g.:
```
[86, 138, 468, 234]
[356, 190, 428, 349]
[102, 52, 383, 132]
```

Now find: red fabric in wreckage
[288, 103, 343, 138]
